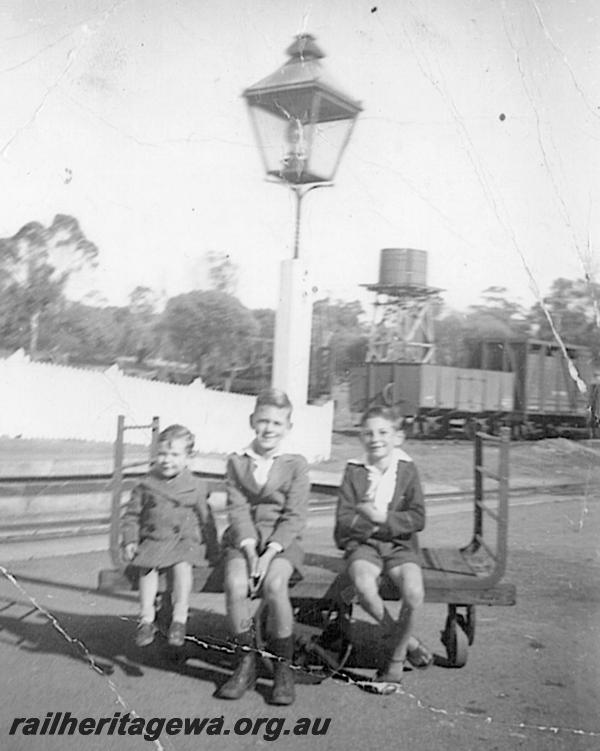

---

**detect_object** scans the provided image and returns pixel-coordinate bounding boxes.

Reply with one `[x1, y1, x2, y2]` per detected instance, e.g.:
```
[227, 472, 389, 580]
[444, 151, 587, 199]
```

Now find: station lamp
[243, 34, 362, 256]
[242, 34, 361, 407]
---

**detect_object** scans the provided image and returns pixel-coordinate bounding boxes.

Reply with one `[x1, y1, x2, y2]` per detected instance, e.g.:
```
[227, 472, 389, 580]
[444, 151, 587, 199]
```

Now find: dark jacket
[224, 452, 309, 552]
[120, 467, 218, 568]
[334, 459, 425, 553]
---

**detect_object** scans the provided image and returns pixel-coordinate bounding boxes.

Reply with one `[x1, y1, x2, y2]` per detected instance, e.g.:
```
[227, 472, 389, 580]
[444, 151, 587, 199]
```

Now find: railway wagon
[349, 362, 514, 437]
[349, 337, 594, 438]
[467, 338, 594, 437]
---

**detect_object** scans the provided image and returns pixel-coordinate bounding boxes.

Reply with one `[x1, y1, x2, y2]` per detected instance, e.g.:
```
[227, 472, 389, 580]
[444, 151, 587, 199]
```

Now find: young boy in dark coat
[121, 424, 214, 648]
[334, 406, 432, 683]
[216, 389, 309, 705]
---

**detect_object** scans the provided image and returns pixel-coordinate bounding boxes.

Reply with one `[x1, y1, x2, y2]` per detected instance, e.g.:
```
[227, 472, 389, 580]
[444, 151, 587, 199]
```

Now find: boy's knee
[402, 582, 424, 609]
[224, 571, 248, 601]
[262, 573, 287, 601]
[350, 571, 378, 598]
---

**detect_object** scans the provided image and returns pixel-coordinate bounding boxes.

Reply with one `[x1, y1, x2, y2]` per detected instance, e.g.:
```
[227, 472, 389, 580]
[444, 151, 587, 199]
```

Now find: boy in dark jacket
[216, 389, 309, 705]
[121, 424, 214, 648]
[335, 406, 432, 683]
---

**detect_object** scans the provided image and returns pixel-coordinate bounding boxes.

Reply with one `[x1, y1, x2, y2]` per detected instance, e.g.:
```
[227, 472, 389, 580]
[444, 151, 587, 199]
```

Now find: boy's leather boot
[216, 631, 256, 700]
[270, 635, 295, 705]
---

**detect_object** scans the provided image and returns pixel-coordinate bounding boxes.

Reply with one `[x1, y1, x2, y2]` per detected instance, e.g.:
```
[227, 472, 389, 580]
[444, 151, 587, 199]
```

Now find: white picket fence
[0, 352, 333, 461]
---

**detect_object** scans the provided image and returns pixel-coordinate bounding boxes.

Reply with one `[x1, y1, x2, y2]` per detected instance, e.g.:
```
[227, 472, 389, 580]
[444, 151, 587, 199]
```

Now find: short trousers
[345, 539, 421, 572]
[222, 538, 305, 580]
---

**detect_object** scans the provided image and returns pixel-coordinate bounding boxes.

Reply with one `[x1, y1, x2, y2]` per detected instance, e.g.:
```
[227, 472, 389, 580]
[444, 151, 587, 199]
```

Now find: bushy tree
[252, 308, 275, 340]
[160, 290, 258, 389]
[528, 277, 600, 358]
[464, 286, 530, 338]
[434, 312, 469, 366]
[247, 307, 275, 383]
[0, 215, 98, 357]
[433, 287, 530, 367]
[50, 302, 132, 364]
[311, 298, 368, 378]
[121, 286, 162, 363]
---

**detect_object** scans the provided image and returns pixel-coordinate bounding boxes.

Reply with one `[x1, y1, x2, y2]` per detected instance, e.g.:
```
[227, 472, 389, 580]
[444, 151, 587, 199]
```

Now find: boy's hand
[356, 502, 386, 525]
[245, 550, 259, 576]
[365, 468, 378, 502]
[250, 548, 277, 596]
[241, 541, 259, 593]
[123, 542, 137, 561]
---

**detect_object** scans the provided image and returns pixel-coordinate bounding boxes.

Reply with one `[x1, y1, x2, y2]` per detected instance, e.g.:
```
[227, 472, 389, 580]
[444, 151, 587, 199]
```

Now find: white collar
[243, 445, 282, 462]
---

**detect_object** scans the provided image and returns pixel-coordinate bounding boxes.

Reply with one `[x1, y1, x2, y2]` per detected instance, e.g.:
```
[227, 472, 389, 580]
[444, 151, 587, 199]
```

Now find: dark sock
[270, 636, 294, 660]
[234, 630, 254, 648]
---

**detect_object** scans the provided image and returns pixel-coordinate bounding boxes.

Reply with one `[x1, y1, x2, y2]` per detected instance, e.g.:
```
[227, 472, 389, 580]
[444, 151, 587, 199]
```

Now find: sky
[0, 0, 599, 318]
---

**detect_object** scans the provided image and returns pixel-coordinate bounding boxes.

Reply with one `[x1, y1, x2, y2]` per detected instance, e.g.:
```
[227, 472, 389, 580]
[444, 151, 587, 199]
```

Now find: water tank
[378, 248, 427, 287]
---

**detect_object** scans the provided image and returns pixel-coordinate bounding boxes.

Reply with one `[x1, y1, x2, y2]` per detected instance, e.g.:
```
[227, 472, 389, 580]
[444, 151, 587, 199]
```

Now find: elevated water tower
[363, 248, 441, 363]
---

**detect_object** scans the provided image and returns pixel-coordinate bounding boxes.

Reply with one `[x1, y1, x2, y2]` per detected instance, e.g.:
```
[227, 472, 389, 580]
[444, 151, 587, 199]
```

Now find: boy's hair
[359, 406, 403, 429]
[253, 388, 293, 417]
[157, 424, 195, 454]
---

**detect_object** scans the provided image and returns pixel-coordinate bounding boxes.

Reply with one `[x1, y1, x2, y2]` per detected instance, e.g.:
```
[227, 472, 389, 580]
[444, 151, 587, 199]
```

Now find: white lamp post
[243, 34, 361, 407]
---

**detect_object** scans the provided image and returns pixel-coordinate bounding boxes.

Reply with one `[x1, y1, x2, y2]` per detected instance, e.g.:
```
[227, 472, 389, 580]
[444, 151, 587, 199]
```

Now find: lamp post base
[272, 258, 312, 409]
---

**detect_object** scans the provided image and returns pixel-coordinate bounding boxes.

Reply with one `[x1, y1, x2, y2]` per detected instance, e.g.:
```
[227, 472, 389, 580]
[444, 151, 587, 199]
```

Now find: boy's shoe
[376, 657, 405, 684]
[271, 661, 295, 705]
[216, 651, 256, 699]
[168, 621, 186, 647]
[269, 636, 295, 706]
[135, 621, 157, 647]
[406, 639, 433, 669]
[216, 630, 257, 700]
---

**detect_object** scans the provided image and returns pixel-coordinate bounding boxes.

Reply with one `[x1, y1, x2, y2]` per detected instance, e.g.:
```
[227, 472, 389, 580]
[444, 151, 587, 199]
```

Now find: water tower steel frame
[363, 283, 441, 363]
[363, 249, 441, 364]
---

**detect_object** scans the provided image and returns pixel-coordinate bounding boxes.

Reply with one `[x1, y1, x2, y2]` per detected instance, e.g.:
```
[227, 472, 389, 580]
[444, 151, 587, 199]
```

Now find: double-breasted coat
[334, 458, 425, 562]
[120, 468, 216, 569]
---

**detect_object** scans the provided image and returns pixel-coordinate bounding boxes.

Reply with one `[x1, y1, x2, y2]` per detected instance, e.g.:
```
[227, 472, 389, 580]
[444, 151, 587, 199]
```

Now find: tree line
[434, 282, 600, 367]
[1, 215, 598, 393]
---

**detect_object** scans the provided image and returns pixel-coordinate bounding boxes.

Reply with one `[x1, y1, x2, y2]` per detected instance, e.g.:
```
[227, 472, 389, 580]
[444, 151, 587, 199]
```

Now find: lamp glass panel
[248, 105, 294, 176]
[306, 118, 355, 181]
[248, 99, 355, 184]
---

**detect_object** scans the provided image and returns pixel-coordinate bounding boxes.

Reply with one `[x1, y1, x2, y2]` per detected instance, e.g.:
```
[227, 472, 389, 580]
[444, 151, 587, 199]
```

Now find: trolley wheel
[457, 605, 476, 646]
[441, 613, 468, 667]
